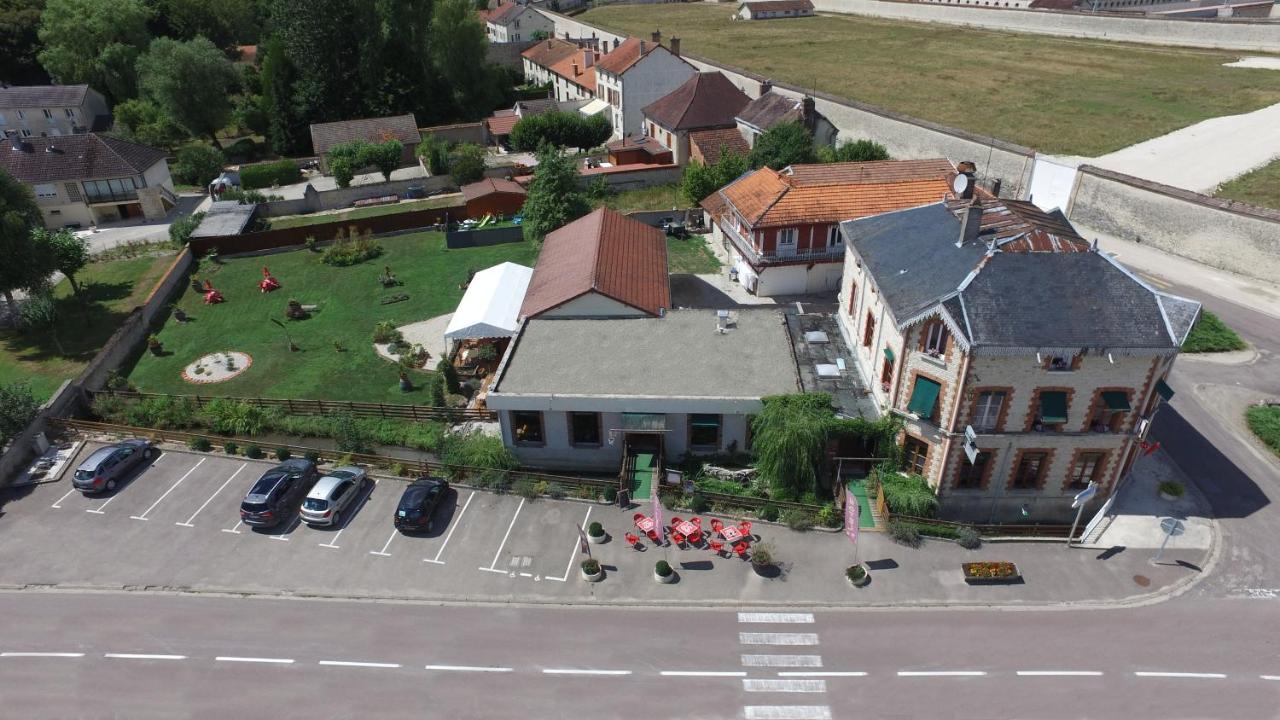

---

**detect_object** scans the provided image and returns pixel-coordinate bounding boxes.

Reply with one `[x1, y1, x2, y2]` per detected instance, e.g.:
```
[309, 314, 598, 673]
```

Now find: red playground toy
[259, 266, 281, 293]
[203, 279, 224, 304]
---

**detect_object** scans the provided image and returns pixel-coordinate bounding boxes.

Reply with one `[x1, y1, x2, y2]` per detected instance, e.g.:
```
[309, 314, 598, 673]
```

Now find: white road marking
[222, 520, 243, 534]
[104, 654, 186, 661]
[132, 458, 206, 520]
[777, 671, 866, 678]
[548, 505, 592, 582]
[897, 670, 986, 677]
[738, 613, 814, 624]
[215, 656, 294, 664]
[317, 660, 401, 668]
[739, 633, 820, 646]
[480, 498, 525, 572]
[423, 664, 514, 673]
[424, 490, 474, 564]
[370, 528, 398, 556]
[86, 494, 117, 514]
[51, 487, 78, 509]
[1134, 672, 1226, 679]
[477, 567, 508, 574]
[660, 671, 747, 677]
[269, 517, 299, 541]
[1261, 675, 1280, 681]
[321, 479, 376, 549]
[743, 706, 831, 720]
[742, 655, 823, 668]
[743, 679, 827, 693]
[0, 652, 84, 658]
[1017, 670, 1104, 677]
[178, 462, 246, 527]
[542, 668, 632, 676]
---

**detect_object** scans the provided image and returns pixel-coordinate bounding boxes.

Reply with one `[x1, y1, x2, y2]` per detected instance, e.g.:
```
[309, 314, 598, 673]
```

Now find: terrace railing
[90, 389, 497, 423]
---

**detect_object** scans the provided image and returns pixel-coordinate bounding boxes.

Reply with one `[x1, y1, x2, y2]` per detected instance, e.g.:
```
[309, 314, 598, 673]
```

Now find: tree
[0, 0, 48, 84]
[112, 98, 187, 150]
[817, 138, 890, 164]
[473, 0, 488, 10]
[751, 393, 834, 499]
[416, 134, 452, 175]
[136, 37, 241, 147]
[0, 381, 40, 445]
[32, 228, 88, 295]
[680, 149, 749, 205]
[447, 143, 487, 184]
[0, 168, 46, 307]
[429, 0, 503, 119]
[749, 121, 816, 171]
[326, 140, 370, 189]
[510, 111, 613, 153]
[521, 146, 588, 245]
[172, 143, 227, 188]
[148, 0, 260, 49]
[259, 36, 307, 155]
[168, 211, 205, 245]
[367, 139, 404, 181]
[37, 0, 152, 103]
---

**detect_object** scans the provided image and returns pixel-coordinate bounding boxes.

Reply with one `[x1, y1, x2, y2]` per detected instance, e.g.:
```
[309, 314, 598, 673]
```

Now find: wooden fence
[90, 389, 496, 423]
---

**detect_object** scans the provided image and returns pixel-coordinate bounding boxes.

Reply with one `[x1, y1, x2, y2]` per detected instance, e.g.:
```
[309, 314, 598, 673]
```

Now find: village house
[736, 0, 817, 19]
[837, 180, 1199, 523]
[640, 72, 751, 166]
[485, 97, 558, 146]
[520, 38, 601, 103]
[0, 84, 111, 139]
[0, 133, 176, 228]
[701, 159, 956, 296]
[483, 1, 554, 43]
[594, 33, 696, 140]
[309, 114, 422, 173]
[736, 84, 839, 149]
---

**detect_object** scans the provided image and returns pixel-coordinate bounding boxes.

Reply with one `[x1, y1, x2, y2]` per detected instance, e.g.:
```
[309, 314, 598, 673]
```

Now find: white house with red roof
[484, 1, 553, 43]
[594, 32, 695, 140]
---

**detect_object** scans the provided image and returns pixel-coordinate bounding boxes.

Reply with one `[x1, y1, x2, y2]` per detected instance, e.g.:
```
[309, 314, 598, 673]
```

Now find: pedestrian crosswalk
[736, 611, 833, 719]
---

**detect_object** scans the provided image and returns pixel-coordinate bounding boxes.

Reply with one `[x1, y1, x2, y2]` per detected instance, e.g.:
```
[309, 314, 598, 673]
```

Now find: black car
[239, 459, 319, 528]
[394, 477, 450, 532]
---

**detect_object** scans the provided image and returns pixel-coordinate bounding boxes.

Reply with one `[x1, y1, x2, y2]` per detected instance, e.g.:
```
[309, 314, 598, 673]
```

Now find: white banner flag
[651, 491, 665, 545]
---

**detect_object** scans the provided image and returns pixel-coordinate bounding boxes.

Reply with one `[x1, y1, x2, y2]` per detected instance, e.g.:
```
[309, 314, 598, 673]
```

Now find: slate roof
[520, 208, 671, 318]
[736, 92, 809, 131]
[309, 114, 420, 156]
[0, 133, 167, 184]
[689, 127, 751, 165]
[642, 73, 750, 131]
[461, 177, 527, 202]
[596, 37, 660, 76]
[0, 84, 92, 109]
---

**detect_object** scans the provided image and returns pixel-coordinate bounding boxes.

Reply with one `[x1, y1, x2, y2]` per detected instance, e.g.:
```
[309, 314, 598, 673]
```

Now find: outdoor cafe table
[635, 516, 657, 535]
[673, 519, 698, 538]
[720, 525, 744, 543]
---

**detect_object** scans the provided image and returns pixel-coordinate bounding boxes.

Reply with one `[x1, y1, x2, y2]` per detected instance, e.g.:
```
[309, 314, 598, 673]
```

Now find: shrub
[817, 503, 842, 528]
[274, 447, 292, 461]
[173, 143, 226, 187]
[188, 436, 212, 451]
[758, 504, 780, 522]
[655, 560, 673, 577]
[587, 521, 604, 537]
[304, 450, 320, 463]
[846, 564, 867, 583]
[881, 472, 940, 518]
[780, 508, 815, 532]
[956, 526, 982, 550]
[689, 493, 711, 514]
[603, 485, 618, 503]
[1158, 480, 1185, 498]
[513, 478, 538, 499]
[1246, 405, 1280, 456]
[581, 558, 601, 575]
[240, 159, 300, 189]
[332, 412, 371, 454]
[322, 229, 382, 266]
[202, 399, 270, 436]
[223, 441, 238, 455]
[533, 480, 551, 497]
[437, 358, 460, 395]
[170, 211, 207, 246]
[439, 431, 518, 487]
[585, 177, 612, 201]
[1182, 310, 1246, 353]
[888, 519, 922, 548]
[244, 444, 263, 459]
[447, 143, 487, 185]
[372, 321, 402, 344]
[426, 373, 446, 407]
[750, 541, 774, 566]
[416, 134, 452, 175]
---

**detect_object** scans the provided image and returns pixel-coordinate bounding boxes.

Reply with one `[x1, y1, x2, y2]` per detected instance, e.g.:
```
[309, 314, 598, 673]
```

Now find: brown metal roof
[0, 84, 91, 109]
[944, 191, 1090, 253]
[309, 114, 421, 156]
[689, 127, 751, 165]
[461, 177, 527, 202]
[0, 133, 167, 184]
[606, 135, 669, 157]
[643, 72, 750, 132]
[520, 208, 670, 318]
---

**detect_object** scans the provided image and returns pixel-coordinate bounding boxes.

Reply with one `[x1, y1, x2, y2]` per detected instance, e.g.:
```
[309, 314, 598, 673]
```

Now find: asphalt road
[0, 592, 1276, 719]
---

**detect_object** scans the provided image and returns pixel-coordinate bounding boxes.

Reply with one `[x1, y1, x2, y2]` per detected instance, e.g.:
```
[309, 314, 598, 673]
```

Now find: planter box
[962, 561, 1021, 584]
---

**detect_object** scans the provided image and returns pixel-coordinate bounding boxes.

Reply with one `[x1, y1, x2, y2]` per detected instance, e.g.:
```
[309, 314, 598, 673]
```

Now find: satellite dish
[952, 173, 972, 195]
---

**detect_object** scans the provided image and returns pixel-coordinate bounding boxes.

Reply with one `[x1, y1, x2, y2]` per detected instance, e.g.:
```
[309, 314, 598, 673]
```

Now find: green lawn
[1182, 310, 1247, 353]
[125, 232, 537, 403]
[580, 5, 1280, 156]
[268, 195, 464, 230]
[1214, 159, 1280, 211]
[1246, 405, 1280, 458]
[595, 184, 688, 213]
[667, 234, 721, 275]
[0, 254, 176, 403]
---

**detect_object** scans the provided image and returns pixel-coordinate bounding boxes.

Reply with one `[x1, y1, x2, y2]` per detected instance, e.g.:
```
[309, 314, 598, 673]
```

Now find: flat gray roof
[190, 202, 257, 238]
[494, 309, 801, 399]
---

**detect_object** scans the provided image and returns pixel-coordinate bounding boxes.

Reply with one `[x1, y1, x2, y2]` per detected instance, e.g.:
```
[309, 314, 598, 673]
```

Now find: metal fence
[90, 389, 496, 423]
[875, 485, 1073, 538]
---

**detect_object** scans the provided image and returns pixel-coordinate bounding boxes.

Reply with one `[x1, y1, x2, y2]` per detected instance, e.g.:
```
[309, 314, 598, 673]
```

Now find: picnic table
[635, 515, 657, 535]
[673, 519, 698, 537]
[720, 525, 744, 543]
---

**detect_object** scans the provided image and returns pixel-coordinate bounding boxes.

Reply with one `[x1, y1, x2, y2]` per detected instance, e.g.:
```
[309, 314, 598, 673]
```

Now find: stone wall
[256, 176, 458, 218]
[0, 380, 82, 488]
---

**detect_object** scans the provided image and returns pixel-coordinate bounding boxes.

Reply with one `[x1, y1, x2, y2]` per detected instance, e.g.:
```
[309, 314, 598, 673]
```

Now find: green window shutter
[883, 346, 895, 363]
[1039, 391, 1069, 424]
[906, 377, 941, 417]
[1102, 391, 1131, 412]
[1155, 379, 1175, 401]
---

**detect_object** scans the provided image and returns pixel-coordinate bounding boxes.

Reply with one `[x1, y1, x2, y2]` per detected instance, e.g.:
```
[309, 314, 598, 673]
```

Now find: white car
[299, 467, 367, 527]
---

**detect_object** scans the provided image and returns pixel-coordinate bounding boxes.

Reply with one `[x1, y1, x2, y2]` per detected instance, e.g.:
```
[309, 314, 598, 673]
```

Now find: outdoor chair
[625, 532, 641, 548]
[691, 517, 702, 527]
[671, 516, 683, 526]
[687, 528, 703, 544]
[646, 529, 661, 543]
[738, 521, 753, 539]
[733, 542, 749, 559]
[633, 513, 645, 525]
[710, 519, 724, 535]
[709, 540, 725, 557]
[671, 531, 686, 547]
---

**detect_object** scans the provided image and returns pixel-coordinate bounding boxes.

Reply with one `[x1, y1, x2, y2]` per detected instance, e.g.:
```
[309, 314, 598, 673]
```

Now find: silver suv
[72, 440, 152, 494]
[300, 467, 367, 527]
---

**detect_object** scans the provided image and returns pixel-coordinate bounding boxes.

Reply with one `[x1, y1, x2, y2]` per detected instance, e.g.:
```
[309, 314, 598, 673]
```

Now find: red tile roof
[0, 133, 167, 184]
[486, 109, 520, 137]
[643, 72, 750, 132]
[520, 208, 670, 318]
[688, 127, 750, 165]
[461, 177, 527, 202]
[522, 38, 580, 70]
[486, 1, 525, 24]
[596, 37, 658, 76]
[309, 114, 421, 156]
[548, 49, 599, 92]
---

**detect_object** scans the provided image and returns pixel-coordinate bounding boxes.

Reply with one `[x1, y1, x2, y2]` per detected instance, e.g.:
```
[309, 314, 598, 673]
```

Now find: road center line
[51, 487, 78, 509]
[317, 660, 401, 668]
[777, 671, 866, 677]
[738, 613, 814, 624]
[739, 633, 820, 646]
[132, 458, 206, 520]
[215, 656, 294, 664]
[548, 505, 592, 582]
[482, 498, 525, 571]
[425, 490, 474, 564]
[897, 670, 986, 677]
[1134, 672, 1226, 679]
[542, 668, 632, 676]
[660, 671, 747, 677]
[178, 462, 247, 527]
[104, 653, 186, 661]
[1, 652, 84, 658]
[1017, 670, 1104, 677]
[423, 664, 514, 673]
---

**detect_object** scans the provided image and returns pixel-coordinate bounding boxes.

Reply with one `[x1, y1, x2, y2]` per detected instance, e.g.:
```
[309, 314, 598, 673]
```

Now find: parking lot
[0, 443, 595, 599]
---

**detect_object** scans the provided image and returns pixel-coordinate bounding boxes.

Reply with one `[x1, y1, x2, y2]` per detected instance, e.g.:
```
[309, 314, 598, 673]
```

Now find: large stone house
[520, 38, 601, 104]
[0, 85, 110, 139]
[594, 34, 695, 140]
[641, 72, 751, 166]
[0, 133, 176, 228]
[737, 0, 817, 19]
[837, 187, 1199, 523]
[483, 1, 554, 42]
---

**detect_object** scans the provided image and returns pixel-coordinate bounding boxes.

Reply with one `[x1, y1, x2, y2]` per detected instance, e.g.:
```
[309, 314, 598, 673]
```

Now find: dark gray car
[239, 459, 319, 528]
[72, 440, 152, 494]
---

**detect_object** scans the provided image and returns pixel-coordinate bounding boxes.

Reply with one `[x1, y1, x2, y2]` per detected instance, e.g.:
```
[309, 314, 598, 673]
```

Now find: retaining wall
[587, 164, 684, 190]
[188, 205, 464, 256]
[257, 176, 458, 218]
[0, 380, 82, 488]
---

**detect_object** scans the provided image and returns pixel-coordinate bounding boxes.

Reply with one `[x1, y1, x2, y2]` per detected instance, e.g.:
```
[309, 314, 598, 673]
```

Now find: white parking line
[424, 490, 474, 564]
[1134, 672, 1226, 679]
[777, 672, 866, 678]
[104, 654, 187, 661]
[86, 495, 117, 514]
[743, 679, 827, 693]
[743, 706, 831, 720]
[222, 520, 244, 535]
[739, 633, 820, 646]
[660, 671, 747, 677]
[897, 671, 986, 677]
[178, 462, 247, 527]
[479, 498, 525, 572]
[542, 668, 632, 676]
[738, 613, 814, 624]
[269, 517, 299, 541]
[1017, 670, 1104, 677]
[548, 506, 592, 582]
[370, 528, 398, 556]
[0, 652, 84, 658]
[215, 656, 294, 664]
[132, 458, 206, 521]
[322, 480, 377, 549]
[423, 665, 514, 673]
[742, 655, 823, 668]
[317, 660, 401, 669]
[51, 487, 78, 509]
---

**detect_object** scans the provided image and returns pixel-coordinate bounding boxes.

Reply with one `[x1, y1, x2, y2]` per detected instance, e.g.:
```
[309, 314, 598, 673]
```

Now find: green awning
[1155, 379, 1175, 401]
[621, 413, 666, 432]
[1039, 391, 1069, 424]
[906, 377, 941, 417]
[1102, 391, 1131, 412]
[883, 347, 895, 363]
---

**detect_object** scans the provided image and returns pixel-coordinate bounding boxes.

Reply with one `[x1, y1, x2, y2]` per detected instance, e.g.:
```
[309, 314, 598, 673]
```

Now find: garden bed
[962, 562, 1021, 584]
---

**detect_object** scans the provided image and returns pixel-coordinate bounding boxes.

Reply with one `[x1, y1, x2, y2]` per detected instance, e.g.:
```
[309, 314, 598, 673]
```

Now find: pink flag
[845, 488, 860, 547]
[651, 491, 665, 545]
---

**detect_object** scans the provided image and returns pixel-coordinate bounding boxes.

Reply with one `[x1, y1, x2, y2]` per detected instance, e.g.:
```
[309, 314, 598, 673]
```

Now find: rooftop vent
[716, 309, 737, 333]
[804, 330, 829, 344]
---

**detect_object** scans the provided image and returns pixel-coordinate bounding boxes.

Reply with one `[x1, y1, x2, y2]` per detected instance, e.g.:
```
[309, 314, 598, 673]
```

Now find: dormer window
[923, 321, 949, 357]
[1045, 354, 1079, 372]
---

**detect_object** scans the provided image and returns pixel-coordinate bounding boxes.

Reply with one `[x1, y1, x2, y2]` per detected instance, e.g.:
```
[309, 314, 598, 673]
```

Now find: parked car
[300, 466, 368, 527]
[394, 477, 450, 532]
[239, 459, 319, 528]
[71, 439, 152, 494]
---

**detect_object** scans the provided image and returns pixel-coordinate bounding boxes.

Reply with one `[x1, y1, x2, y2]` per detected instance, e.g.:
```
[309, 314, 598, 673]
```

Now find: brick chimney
[572, 61, 580, 77]
[760, 78, 773, 96]
[639, 40, 646, 55]
[670, 37, 681, 56]
[651, 29, 662, 43]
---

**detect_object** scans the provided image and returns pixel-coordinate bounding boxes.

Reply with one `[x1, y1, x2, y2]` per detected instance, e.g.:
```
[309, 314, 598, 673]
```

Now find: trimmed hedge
[240, 159, 301, 190]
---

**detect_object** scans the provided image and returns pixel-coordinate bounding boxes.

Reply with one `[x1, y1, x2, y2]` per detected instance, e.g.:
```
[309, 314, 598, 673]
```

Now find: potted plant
[1158, 481, 1185, 501]
[750, 541, 776, 577]
[587, 521, 607, 544]
[654, 560, 675, 584]
[962, 561, 1021, 584]
[147, 335, 163, 355]
[846, 563, 871, 588]
[580, 558, 603, 583]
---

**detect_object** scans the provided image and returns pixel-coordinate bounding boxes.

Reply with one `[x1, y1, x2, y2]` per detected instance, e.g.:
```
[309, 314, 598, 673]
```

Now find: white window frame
[827, 225, 842, 249]
[777, 228, 798, 256]
[972, 391, 1005, 432]
[925, 322, 948, 356]
[33, 183, 58, 200]
[42, 108, 54, 119]
[65, 108, 76, 118]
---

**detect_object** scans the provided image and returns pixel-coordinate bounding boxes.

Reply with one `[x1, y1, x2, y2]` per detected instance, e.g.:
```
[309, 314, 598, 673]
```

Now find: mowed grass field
[126, 232, 537, 403]
[1214, 158, 1280, 210]
[580, 5, 1280, 156]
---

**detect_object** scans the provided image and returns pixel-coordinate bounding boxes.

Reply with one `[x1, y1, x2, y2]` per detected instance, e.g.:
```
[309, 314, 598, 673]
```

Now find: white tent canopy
[578, 98, 610, 117]
[444, 262, 534, 340]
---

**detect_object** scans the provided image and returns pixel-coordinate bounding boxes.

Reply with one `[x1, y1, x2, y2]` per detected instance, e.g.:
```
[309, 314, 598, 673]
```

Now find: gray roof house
[309, 114, 422, 172]
[0, 84, 111, 138]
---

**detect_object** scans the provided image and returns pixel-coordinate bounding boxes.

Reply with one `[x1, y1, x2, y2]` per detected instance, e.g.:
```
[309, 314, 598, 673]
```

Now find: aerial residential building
[641, 72, 751, 166]
[309, 114, 422, 173]
[594, 33, 696, 140]
[837, 184, 1200, 523]
[737, 0, 817, 20]
[735, 85, 839, 149]
[521, 39, 601, 103]
[701, 159, 955, 296]
[484, 1, 554, 43]
[0, 133, 176, 228]
[0, 84, 110, 138]
[486, 97, 559, 146]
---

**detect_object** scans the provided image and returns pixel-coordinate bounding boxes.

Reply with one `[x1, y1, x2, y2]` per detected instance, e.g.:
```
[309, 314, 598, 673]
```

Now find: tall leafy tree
[0, 381, 40, 444]
[112, 98, 187, 150]
[0, 169, 46, 307]
[259, 37, 306, 155]
[270, 0, 364, 132]
[749, 121, 817, 171]
[37, 0, 152, 103]
[32, 228, 88, 295]
[816, 138, 890, 163]
[521, 146, 588, 245]
[0, 0, 48, 84]
[429, 0, 501, 119]
[357, 0, 442, 123]
[680, 149, 749, 205]
[137, 37, 241, 147]
[751, 393, 834, 499]
[147, 0, 260, 49]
